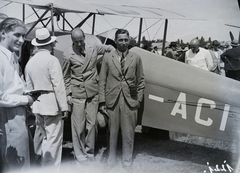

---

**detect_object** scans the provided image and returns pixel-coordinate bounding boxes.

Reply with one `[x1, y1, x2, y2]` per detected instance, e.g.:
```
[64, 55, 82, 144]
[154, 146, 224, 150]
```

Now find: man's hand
[106, 45, 115, 52]
[26, 93, 41, 106]
[27, 95, 34, 106]
[67, 95, 72, 105]
[62, 111, 69, 120]
[31, 92, 41, 101]
[99, 102, 107, 115]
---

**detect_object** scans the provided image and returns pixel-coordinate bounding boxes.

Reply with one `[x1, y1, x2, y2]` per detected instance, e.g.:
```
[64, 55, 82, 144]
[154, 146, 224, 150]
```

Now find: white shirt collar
[116, 50, 128, 57]
[0, 45, 12, 61]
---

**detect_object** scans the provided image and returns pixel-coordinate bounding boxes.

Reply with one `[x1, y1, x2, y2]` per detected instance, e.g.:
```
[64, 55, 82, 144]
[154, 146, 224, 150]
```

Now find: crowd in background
[147, 37, 240, 81]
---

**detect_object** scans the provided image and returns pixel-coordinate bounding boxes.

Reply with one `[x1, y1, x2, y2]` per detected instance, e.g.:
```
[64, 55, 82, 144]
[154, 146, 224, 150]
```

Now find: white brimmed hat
[31, 28, 57, 46]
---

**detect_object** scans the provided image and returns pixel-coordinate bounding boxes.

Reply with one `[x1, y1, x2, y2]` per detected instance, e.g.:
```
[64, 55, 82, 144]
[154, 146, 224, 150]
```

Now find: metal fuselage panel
[131, 47, 240, 142]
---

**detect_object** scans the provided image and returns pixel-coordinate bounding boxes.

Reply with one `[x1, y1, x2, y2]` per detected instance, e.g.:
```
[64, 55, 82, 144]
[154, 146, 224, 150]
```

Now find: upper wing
[4, 0, 203, 20]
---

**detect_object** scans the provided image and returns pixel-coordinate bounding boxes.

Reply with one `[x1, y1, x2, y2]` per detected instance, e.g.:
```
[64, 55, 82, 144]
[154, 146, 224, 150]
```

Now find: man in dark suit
[165, 41, 178, 60]
[99, 29, 145, 171]
[221, 39, 240, 81]
[62, 28, 114, 164]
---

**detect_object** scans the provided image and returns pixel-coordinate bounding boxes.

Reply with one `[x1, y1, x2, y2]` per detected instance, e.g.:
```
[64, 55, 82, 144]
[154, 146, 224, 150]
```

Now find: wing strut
[58, 12, 73, 30]
[22, 4, 25, 23]
[92, 14, 96, 35]
[62, 13, 65, 30]
[50, 3, 55, 54]
[239, 31, 240, 43]
[50, 3, 54, 36]
[138, 18, 143, 47]
[161, 19, 168, 56]
[31, 7, 47, 27]
[75, 13, 94, 29]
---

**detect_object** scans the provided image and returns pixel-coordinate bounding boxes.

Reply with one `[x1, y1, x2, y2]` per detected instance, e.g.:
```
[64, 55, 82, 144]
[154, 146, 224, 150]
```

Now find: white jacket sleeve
[0, 73, 28, 107]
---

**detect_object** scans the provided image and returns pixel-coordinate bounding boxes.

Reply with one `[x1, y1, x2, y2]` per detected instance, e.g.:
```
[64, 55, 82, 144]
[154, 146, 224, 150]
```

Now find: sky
[0, 0, 240, 43]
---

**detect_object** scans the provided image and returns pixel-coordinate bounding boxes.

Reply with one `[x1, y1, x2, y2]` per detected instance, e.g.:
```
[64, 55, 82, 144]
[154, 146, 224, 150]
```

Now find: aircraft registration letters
[142, 83, 240, 142]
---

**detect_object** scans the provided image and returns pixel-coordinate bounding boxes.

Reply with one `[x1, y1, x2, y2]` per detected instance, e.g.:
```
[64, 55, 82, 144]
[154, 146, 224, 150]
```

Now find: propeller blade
[239, 31, 240, 43]
[229, 31, 234, 41]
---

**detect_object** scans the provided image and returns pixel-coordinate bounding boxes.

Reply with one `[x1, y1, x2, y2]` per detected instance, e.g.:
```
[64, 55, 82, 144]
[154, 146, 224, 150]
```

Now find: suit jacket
[98, 50, 145, 108]
[25, 49, 68, 116]
[165, 49, 177, 60]
[209, 50, 222, 74]
[62, 44, 110, 99]
[221, 46, 240, 71]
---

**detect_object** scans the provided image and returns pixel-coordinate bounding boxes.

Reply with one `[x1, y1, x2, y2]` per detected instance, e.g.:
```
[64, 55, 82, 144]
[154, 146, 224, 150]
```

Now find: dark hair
[0, 17, 26, 33]
[115, 29, 129, 41]
[169, 41, 177, 48]
[212, 40, 220, 47]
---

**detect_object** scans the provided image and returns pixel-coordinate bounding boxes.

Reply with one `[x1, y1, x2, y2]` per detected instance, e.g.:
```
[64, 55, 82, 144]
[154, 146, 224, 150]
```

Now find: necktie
[80, 50, 86, 57]
[121, 53, 125, 74]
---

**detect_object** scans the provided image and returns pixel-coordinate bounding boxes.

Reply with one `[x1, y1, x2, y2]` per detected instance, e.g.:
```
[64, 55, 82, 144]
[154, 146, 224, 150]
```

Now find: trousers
[71, 95, 98, 162]
[107, 92, 138, 166]
[33, 114, 63, 167]
[0, 106, 30, 172]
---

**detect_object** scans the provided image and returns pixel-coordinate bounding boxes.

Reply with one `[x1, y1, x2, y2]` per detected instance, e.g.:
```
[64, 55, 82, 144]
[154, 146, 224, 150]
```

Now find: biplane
[2, 0, 240, 145]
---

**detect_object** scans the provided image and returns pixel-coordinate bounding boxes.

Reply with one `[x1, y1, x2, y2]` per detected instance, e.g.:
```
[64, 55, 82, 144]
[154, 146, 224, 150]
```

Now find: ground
[9, 133, 240, 173]
[57, 128, 239, 173]
[9, 121, 238, 173]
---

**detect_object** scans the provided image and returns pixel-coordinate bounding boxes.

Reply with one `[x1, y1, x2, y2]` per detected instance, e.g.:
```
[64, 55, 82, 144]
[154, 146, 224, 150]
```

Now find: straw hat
[31, 28, 57, 46]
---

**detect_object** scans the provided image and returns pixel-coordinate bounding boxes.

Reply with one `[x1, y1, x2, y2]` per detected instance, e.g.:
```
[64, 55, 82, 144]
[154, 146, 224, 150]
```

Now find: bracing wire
[101, 16, 134, 31]
[122, 17, 135, 29]
[0, 2, 41, 21]
[25, 9, 41, 20]
[152, 19, 164, 40]
[101, 15, 114, 28]
[0, 2, 12, 10]
[76, 13, 99, 34]
[134, 19, 161, 39]
[144, 19, 151, 40]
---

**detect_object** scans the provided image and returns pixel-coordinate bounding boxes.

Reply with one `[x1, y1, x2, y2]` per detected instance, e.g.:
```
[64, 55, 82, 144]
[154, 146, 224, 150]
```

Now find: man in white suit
[25, 28, 68, 168]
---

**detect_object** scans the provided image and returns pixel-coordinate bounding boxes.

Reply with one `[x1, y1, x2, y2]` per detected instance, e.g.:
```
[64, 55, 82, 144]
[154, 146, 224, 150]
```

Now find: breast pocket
[127, 65, 136, 74]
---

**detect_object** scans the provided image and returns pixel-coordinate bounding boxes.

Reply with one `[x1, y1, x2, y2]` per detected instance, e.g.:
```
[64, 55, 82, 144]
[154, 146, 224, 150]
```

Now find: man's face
[190, 44, 199, 53]
[72, 33, 85, 52]
[172, 46, 177, 51]
[115, 33, 130, 52]
[3, 26, 26, 52]
[212, 45, 218, 51]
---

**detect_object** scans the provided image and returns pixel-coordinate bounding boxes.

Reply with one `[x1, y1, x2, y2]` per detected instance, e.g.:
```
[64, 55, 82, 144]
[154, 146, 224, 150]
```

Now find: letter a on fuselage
[171, 92, 187, 119]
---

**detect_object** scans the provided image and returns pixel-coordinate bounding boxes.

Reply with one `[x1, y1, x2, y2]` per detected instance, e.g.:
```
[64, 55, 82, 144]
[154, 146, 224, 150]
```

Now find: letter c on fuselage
[195, 98, 215, 126]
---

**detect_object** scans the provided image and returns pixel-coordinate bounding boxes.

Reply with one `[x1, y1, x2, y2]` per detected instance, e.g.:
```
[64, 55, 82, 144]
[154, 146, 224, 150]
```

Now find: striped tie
[121, 53, 125, 74]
